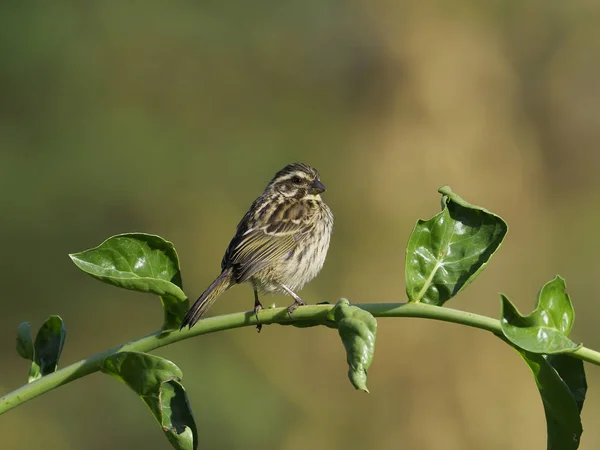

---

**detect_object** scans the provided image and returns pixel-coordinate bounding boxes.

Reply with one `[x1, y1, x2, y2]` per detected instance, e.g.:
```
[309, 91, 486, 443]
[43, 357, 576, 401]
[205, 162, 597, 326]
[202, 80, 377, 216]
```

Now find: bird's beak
[310, 179, 326, 194]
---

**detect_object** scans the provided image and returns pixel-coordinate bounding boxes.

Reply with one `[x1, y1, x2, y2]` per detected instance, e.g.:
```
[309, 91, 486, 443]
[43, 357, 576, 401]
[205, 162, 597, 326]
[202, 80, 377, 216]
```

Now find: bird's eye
[291, 176, 302, 184]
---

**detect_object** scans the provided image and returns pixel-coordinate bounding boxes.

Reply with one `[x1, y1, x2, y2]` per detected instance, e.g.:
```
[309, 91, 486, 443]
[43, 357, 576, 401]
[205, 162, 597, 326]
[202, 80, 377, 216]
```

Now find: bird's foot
[254, 303, 263, 333]
[286, 298, 306, 316]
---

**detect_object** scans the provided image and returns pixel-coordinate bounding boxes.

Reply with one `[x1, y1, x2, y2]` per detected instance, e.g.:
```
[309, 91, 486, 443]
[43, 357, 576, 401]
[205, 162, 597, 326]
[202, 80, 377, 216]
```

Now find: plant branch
[2, 301, 599, 416]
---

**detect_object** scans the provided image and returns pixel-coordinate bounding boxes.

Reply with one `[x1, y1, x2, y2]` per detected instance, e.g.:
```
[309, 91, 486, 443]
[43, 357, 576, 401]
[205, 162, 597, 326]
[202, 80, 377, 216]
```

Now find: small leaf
[501, 276, 580, 354]
[160, 379, 198, 450]
[517, 350, 585, 449]
[16, 321, 42, 383]
[102, 352, 198, 450]
[16, 322, 34, 360]
[161, 294, 190, 331]
[28, 361, 42, 383]
[405, 186, 508, 305]
[33, 315, 66, 380]
[70, 233, 188, 330]
[333, 299, 377, 392]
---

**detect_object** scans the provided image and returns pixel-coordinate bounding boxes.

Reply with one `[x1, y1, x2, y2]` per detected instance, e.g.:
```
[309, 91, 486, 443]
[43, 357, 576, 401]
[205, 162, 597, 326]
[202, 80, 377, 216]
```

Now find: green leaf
[16, 321, 42, 383]
[69, 233, 188, 330]
[161, 294, 190, 332]
[16, 322, 34, 360]
[501, 276, 580, 354]
[517, 350, 585, 449]
[33, 315, 66, 380]
[101, 352, 198, 450]
[546, 354, 586, 414]
[405, 186, 508, 305]
[160, 379, 197, 450]
[333, 299, 377, 392]
[28, 361, 41, 383]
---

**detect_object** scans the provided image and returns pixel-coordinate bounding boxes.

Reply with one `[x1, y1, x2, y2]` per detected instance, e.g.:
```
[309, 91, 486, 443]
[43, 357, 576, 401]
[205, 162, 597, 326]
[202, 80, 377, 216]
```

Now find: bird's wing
[226, 203, 316, 283]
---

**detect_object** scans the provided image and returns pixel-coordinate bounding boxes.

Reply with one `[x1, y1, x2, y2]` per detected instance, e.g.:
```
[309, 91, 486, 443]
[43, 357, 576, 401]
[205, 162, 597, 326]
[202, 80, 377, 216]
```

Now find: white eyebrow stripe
[274, 172, 310, 182]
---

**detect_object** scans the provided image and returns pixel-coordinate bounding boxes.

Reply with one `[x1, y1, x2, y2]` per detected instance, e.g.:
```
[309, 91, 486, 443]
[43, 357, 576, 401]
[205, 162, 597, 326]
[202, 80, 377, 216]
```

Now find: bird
[180, 162, 334, 330]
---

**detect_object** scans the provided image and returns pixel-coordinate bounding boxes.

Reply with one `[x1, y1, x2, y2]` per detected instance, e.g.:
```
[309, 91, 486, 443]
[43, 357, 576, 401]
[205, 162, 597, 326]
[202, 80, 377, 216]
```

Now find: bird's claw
[254, 304, 263, 333]
[286, 299, 306, 317]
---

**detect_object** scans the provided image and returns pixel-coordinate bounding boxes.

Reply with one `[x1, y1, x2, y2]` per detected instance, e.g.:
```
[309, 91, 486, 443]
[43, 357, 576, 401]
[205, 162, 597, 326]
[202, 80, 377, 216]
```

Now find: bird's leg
[253, 287, 263, 333]
[278, 283, 306, 315]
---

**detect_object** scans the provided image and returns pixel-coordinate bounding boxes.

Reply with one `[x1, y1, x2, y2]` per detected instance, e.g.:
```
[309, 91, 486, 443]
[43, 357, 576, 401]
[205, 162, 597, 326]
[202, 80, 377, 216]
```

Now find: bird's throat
[303, 194, 322, 201]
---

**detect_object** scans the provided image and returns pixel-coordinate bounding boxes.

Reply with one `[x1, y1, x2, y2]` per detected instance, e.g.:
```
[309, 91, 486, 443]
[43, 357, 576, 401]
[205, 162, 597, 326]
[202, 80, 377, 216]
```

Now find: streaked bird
[181, 163, 334, 330]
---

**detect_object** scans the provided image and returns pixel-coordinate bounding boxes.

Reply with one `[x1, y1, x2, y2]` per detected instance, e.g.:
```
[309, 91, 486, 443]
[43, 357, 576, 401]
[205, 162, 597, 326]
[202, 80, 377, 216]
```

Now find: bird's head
[267, 163, 326, 200]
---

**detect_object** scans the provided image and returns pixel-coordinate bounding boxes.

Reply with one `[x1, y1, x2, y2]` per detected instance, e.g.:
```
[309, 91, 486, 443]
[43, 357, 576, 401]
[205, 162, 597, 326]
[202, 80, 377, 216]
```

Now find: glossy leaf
[333, 299, 377, 392]
[517, 350, 585, 449]
[101, 352, 198, 450]
[70, 233, 188, 330]
[31, 315, 66, 381]
[405, 186, 507, 305]
[501, 276, 579, 354]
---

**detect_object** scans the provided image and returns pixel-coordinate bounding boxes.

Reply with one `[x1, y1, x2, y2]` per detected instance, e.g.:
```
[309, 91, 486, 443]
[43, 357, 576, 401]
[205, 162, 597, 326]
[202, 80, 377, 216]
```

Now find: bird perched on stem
[181, 163, 334, 331]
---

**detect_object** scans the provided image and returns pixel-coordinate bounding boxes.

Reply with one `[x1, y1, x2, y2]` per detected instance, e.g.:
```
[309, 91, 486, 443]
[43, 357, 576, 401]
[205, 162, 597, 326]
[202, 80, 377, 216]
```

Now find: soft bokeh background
[2, 1, 600, 449]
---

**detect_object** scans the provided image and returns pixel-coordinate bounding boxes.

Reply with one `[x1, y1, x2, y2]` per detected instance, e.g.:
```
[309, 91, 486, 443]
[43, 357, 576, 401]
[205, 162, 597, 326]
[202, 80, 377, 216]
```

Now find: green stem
[1, 302, 599, 415]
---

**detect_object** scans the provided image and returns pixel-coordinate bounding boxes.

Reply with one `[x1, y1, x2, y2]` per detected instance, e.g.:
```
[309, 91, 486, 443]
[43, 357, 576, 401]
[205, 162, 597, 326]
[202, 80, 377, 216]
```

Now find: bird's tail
[180, 268, 233, 329]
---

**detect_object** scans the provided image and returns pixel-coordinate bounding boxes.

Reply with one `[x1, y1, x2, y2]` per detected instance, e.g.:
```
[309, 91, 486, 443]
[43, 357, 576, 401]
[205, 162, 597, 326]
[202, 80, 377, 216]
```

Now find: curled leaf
[160, 379, 197, 450]
[405, 186, 507, 305]
[102, 352, 198, 450]
[501, 276, 580, 354]
[333, 299, 377, 392]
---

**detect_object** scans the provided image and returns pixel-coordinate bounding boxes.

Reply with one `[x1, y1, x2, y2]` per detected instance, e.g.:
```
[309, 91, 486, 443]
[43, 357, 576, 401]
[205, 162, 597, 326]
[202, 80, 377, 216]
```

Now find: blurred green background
[2, 1, 600, 449]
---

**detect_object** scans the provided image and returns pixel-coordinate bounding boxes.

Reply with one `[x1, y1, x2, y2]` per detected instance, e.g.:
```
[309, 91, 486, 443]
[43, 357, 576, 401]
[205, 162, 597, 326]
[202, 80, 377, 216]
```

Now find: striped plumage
[181, 163, 333, 330]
